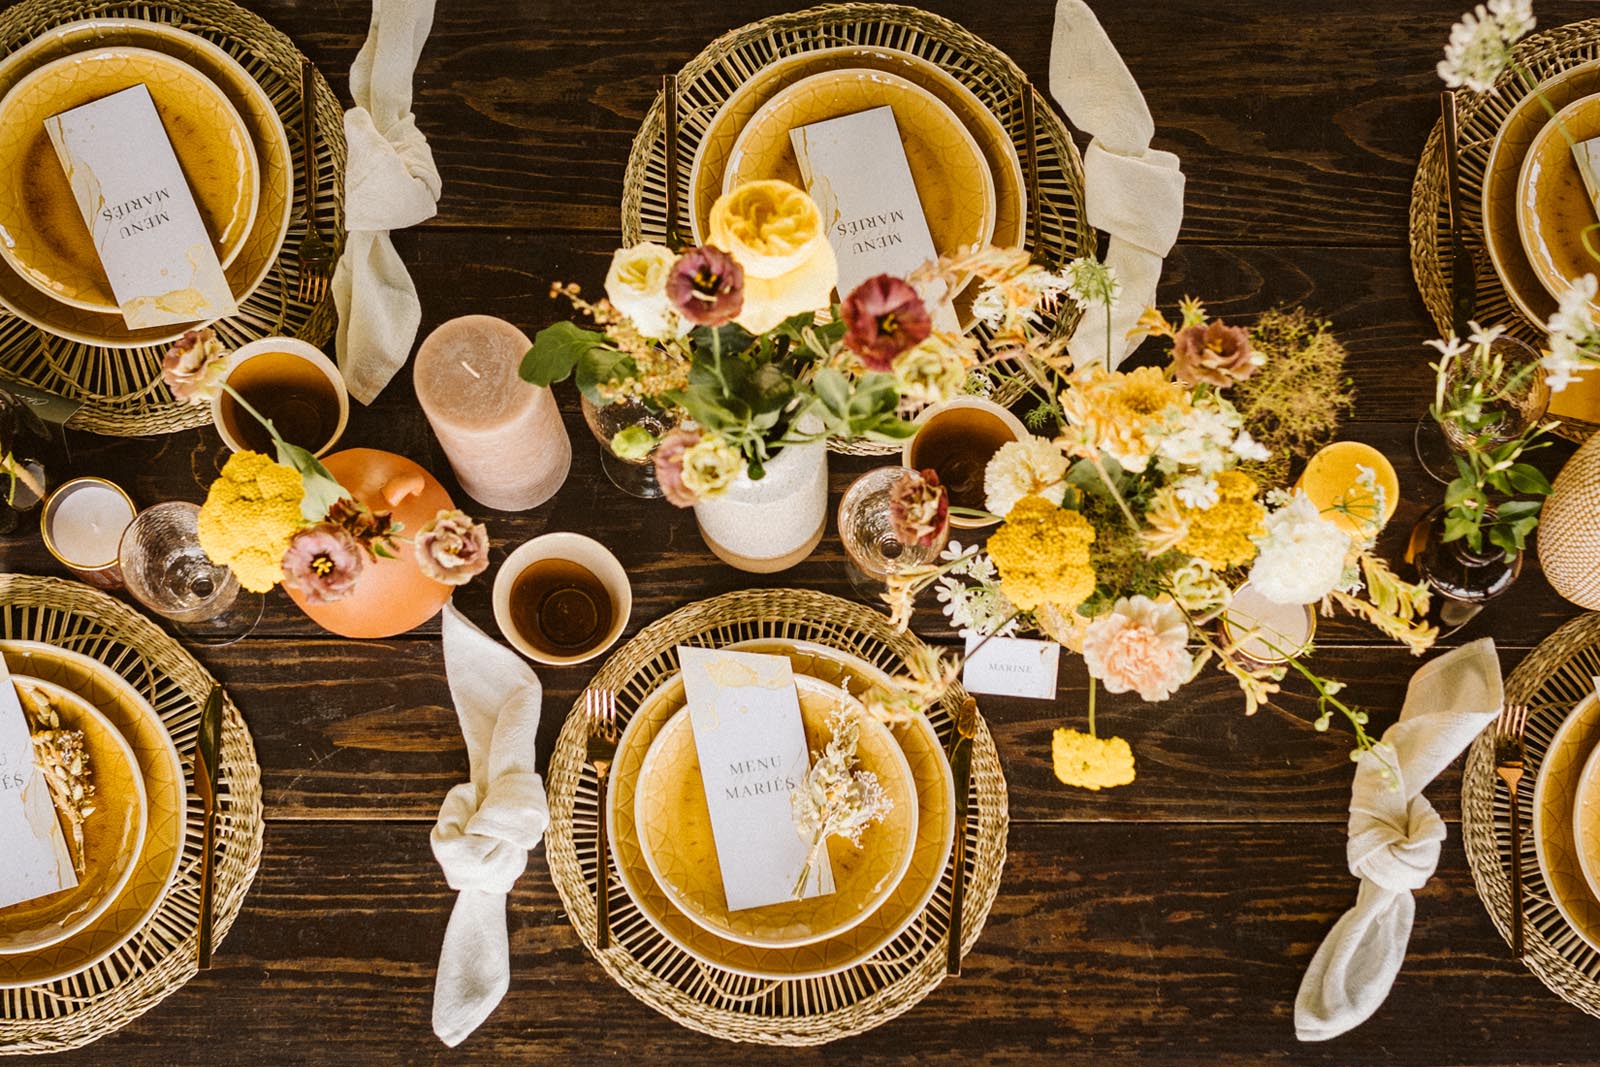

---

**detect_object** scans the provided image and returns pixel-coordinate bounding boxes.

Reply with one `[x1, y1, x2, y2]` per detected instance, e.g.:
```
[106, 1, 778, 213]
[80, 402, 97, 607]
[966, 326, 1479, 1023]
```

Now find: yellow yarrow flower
[985, 496, 1096, 612]
[1052, 728, 1136, 791]
[197, 451, 305, 593]
[1150, 469, 1266, 569]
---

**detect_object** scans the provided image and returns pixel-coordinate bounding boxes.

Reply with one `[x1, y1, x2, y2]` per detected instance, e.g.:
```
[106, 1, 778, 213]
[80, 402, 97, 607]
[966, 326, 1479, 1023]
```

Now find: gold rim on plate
[630, 671, 921, 952]
[0, 674, 148, 956]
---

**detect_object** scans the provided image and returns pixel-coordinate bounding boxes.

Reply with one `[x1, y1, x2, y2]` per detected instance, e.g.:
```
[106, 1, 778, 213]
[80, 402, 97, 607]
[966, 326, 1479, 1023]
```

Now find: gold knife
[195, 684, 223, 969]
[946, 697, 977, 976]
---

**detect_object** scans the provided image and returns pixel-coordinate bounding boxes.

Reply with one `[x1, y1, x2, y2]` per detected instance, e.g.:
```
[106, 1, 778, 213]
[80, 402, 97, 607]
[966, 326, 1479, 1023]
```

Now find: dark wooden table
[7, 0, 1599, 1062]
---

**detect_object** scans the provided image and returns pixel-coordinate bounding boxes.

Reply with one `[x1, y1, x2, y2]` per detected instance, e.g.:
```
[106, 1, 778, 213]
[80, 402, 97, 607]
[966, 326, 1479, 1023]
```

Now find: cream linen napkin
[1294, 638, 1503, 1042]
[331, 0, 443, 405]
[1048, 0, 1185, 369]
[430, 604, 550, 1047]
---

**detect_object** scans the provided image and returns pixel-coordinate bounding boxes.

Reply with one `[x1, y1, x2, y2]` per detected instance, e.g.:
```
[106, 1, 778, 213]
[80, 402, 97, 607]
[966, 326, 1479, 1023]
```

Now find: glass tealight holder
[581, 395, 680, 500]
[118, 502, 263, 646]
[837, 466, 950, 601]
[40, 477, 136, 589]
[1219, 582, 1317, 670]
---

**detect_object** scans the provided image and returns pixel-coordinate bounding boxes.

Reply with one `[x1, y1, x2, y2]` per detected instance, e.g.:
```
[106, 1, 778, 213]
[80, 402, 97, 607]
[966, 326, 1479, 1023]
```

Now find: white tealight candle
[1223, 583, 1315, 665]
[41, 478, 135, 589]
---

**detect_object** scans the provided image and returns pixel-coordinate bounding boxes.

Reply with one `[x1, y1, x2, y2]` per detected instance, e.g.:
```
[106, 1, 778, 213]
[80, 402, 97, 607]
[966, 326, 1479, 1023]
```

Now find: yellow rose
[709, 180, 837, 334]
[679, 436, 746, 499]
[604, 242, 680, 339]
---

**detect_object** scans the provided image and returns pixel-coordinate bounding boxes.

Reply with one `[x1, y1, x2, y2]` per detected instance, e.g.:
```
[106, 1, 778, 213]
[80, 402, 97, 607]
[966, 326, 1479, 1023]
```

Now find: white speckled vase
[693, 439, 828, 573]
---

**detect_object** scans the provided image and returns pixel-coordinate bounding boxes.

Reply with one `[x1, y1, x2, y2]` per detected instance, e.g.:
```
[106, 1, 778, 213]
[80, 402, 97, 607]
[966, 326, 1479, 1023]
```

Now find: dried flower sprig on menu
[790, 707, 893, 898]
[17, 684, 96, 875]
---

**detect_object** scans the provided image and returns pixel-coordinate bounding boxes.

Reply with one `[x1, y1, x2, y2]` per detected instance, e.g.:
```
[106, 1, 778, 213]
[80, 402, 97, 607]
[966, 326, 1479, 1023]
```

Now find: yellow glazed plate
[1483, 60, 1600, 327]
[690, 45, 1023, 254]
[0, 45, 259, 314]
[633, 674, 917, 949]
[722, 68, 996, 272]
[0, 675, 147, 956]
[607, 638, 955, 979]
[0, 641, 184, 988]
[1516, 92, 1600, 316]
[1533, 691, 1600, 953]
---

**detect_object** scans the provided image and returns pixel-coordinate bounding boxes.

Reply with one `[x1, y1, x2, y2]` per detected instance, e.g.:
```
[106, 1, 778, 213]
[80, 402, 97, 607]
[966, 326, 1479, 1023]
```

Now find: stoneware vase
[693, 438, 827, 573]
[1537, 430, 1600, 609]
[286, 448, 455, 638]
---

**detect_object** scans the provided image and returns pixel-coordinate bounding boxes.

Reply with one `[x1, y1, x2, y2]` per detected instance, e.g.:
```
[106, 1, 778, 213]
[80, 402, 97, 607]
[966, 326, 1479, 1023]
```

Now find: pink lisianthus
[282, 524, 365, 604]
[414, 509, 490, 586]
[841, 275, 932, 371]
[665, 245, 745, 327]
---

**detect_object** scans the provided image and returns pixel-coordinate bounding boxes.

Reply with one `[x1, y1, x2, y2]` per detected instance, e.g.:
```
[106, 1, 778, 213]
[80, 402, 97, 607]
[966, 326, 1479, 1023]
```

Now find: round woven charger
[0, 0, 346, 439]
[619, 2, 1091, 455]
[1463, 611, 1600, 1014]
[1409, 19, 1600, 445]
[545, 588, 1008, 1045]
[0, 575, 263, 1055]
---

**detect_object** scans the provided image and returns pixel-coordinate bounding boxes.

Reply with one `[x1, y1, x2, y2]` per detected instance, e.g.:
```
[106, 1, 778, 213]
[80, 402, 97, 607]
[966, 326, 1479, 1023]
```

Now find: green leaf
[863, 415, 920, 442]
[574, 348, 639, 407]
[811, 368, 852, 419]
[275, 440, 348, 522]
[1494, 498, 1544, 520]
[1442, 512, 1478, 543]
[520, 323, 609, 386]
[1505, 462, 1554, 496]
[610, 425, 657, 461]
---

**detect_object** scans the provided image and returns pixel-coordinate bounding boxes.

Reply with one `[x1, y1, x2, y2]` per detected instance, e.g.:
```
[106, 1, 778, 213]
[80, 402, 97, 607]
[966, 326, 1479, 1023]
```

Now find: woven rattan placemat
[545, 588, 1008, 1045]
[0, 575, 263, 1054]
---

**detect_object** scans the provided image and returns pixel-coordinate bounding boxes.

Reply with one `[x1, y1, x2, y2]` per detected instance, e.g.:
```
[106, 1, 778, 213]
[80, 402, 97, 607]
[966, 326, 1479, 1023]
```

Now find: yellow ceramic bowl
[0, 45, 259, 314]
[722, 67, 996, 274]
[607, 638, 955, 979]
[1516, 92, 1600, 317]
[634, 673, 917, 949]
[1533, 691, 1600, 953]
[0, 675, 147, 955]
[0, 641, 184, 988]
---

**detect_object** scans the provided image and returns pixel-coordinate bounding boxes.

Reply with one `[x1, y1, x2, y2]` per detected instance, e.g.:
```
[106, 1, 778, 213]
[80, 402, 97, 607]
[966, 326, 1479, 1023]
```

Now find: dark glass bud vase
[1411, 504, 1523, 606]
[0, 388, 56, 535]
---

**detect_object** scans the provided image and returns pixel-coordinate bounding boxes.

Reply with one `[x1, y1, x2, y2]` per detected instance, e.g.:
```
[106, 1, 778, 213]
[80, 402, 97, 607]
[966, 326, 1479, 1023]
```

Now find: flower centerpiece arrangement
[162, 330, 490, 605]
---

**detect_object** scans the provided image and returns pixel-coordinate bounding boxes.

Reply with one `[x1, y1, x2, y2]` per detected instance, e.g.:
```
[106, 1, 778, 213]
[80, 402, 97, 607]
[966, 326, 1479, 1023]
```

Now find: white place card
[962, 635, 1061, 700]
[679, 646, 834, 911]
[0, 658, 77, 910]
[45, 84, 237, 329]
[790, 104, 958, 330]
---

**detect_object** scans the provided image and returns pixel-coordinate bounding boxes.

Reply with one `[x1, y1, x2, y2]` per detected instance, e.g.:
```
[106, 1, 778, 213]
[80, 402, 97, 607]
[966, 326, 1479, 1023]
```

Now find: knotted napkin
[1294, 637, 1503, 1042]
[331, 0, 443, 405]
[1048, 0, 1185, 368]
[430, 604, 549, 1047]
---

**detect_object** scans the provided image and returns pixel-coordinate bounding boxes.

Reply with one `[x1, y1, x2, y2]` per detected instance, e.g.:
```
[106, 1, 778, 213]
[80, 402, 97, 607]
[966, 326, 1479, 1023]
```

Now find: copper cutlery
[1494, 700, 1531, 958]
[295, 59, 336, 304]
[585, 687, 619, 950]
[195, 684, 223, 969]
[946, 697, 977, 975]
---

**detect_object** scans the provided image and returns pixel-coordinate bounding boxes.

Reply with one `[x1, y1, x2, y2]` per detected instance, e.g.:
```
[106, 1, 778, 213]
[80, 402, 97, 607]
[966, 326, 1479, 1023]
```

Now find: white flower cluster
[1153, 394, 1270, 482]
[935, 541, 1022, 639]
[970, 263, 1078, 330]
[1247, 490, 1355, 605]
[1543, 274, 1600, 392]
[1437, 0, 1535, 93]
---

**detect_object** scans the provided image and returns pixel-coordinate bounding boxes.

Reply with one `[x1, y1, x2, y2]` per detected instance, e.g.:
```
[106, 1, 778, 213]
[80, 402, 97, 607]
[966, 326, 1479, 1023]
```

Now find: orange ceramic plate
[1533, 691, 1600, 953]
[1516, 92, 1600, 315]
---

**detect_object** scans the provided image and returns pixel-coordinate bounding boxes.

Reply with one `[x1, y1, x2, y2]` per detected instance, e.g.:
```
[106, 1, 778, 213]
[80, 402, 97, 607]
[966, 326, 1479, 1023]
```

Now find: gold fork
[946, 697, 978, 975]
[295, 59, 336, 305]
[1495, 701, 1531, 958]
[585, 687, 619, 950]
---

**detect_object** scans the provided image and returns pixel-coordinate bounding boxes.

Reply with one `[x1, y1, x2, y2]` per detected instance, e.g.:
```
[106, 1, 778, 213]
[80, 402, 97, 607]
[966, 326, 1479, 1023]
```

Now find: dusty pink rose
[414, 509, 490, 586]
[841, 275, 932, 371]
[888, 468, 950, 549]
[652, 428, 702, 508]
[1080, 595, 1194, 702]
[665, 245, 745, 327]
[1172, 320, 1260, 387]
[161, 328, 229, 403]
[282, 524, 364, 604]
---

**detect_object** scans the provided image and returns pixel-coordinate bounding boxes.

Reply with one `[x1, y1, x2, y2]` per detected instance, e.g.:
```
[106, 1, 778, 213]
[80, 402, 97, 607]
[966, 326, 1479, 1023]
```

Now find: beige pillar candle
[414, 315, 571, 511]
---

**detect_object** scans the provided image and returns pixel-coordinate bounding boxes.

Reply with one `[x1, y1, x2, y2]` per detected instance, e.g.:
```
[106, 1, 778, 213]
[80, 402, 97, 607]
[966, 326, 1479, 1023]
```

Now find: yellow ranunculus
[709, 180, 837, 334]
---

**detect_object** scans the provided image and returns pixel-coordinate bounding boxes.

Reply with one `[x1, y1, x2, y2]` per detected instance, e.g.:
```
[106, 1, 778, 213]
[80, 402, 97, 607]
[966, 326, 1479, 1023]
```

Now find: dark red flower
[888, 468, 950, 549]
[665, 246, 745, 327]
[842, 275, 932, 371]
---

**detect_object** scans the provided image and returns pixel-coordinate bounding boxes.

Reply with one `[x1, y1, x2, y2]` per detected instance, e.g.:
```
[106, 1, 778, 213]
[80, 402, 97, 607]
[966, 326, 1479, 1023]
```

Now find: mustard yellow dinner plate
[0, 640, 184, 988]
[1533, 691, 1600, 953]
[721, 68, 997, 271]
[606, 638, 955, 979]
[690, 46, 1023, 254]
[1483, 60, 1600, 327]
[634, 674, 917, 949]
[0, 675, 147, 955]
[1516, 92, 1600, 316]
[0, 45, 259, 314]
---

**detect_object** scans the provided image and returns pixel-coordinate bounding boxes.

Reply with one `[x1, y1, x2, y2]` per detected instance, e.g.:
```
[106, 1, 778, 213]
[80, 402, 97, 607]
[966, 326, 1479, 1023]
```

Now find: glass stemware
[1414, 333, 1550, 484]
[837, 467, 950, 600]
[119, 502, 263, 646]
[581, 395, 680, 499]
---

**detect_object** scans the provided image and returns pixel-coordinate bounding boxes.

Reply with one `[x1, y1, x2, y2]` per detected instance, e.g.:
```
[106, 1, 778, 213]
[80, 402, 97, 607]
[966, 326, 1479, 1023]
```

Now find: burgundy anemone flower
[841, 275, 932, 372]
[888, 468, 950, 549]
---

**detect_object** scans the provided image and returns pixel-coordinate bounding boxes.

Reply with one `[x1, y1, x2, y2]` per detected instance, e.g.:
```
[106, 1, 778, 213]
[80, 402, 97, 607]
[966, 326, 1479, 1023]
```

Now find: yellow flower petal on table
[197, 450, 306, 593]
[709, 180, 838, 334]
[1052, 728, 1136, 791]
[986, 496, 1096, 612]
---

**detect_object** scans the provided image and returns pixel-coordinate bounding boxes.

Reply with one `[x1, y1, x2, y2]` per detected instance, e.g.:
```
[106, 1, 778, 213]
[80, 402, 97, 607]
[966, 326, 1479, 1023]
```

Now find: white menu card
[45, 84, 237, 329]
[0, 659, 77, 910]
[790, 104, 957, 330]
[679, 646, 834, 910]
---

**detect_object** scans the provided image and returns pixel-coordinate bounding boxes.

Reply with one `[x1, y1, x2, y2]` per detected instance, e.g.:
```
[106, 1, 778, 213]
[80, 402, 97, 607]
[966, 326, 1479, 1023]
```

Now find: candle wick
[459, 360, 482, 380]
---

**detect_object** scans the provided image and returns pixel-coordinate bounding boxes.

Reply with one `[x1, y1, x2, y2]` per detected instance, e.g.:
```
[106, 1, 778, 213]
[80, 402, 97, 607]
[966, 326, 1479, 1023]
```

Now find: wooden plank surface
[3, 0, 1599, 1062]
